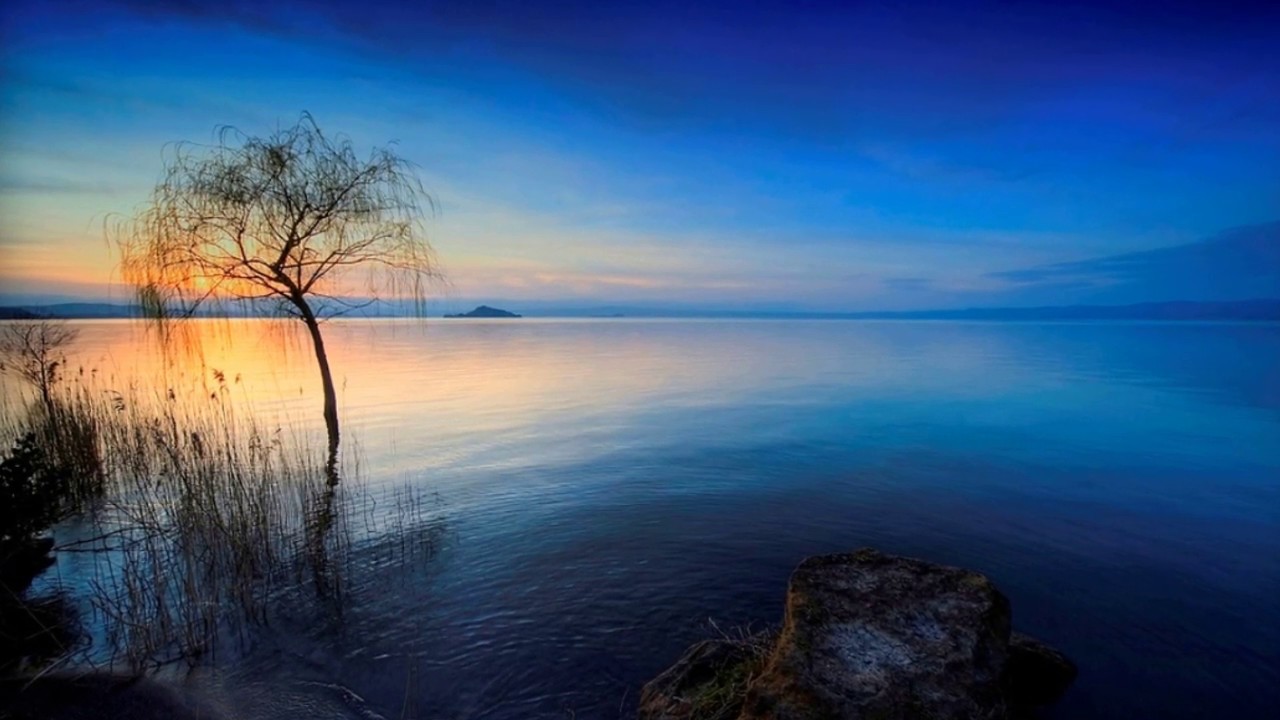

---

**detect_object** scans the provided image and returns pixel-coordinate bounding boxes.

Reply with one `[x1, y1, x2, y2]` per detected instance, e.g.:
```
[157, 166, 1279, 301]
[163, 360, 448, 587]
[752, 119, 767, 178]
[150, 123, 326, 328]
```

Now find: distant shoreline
[2, 299, 1278, 322]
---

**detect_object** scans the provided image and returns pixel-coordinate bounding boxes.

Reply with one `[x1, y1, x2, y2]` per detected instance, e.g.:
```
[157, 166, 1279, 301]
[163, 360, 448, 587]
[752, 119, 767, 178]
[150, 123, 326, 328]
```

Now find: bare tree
[0, 320, 80, 417]
[113, 115, 439, 471]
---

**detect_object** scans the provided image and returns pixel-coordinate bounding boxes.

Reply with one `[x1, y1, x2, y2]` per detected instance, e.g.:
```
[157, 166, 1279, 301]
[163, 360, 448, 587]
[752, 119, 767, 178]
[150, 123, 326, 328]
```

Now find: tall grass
[2, 361, 439, 673]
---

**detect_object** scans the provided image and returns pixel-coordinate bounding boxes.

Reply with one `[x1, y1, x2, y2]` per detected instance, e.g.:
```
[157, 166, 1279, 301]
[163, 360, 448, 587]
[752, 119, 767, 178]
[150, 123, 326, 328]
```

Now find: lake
[13, 318, 1280, 718]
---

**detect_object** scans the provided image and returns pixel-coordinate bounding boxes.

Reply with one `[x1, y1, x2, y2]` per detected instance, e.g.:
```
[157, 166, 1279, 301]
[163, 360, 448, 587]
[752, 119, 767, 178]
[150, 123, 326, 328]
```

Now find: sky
[1, 0, 1277, 312]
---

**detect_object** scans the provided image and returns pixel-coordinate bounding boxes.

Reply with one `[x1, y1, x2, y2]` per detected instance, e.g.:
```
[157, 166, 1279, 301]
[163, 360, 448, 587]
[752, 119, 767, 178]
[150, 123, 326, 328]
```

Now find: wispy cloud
[882, 277, 934, 292]
[986, 222, 1280, 303]
[0, 177, 120, 195]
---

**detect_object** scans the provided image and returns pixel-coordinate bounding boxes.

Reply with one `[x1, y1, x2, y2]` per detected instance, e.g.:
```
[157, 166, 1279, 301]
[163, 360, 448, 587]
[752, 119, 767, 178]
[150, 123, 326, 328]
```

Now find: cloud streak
[986, 222, 1280, 304]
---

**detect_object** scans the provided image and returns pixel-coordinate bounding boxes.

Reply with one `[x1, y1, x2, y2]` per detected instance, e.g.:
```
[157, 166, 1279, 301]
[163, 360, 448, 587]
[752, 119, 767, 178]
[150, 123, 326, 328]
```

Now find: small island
[444, 305, 522, 318]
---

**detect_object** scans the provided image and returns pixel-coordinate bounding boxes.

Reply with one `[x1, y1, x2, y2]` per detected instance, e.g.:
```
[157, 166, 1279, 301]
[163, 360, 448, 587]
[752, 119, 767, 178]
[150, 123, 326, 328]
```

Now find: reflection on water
[8, 319, 1280, 719]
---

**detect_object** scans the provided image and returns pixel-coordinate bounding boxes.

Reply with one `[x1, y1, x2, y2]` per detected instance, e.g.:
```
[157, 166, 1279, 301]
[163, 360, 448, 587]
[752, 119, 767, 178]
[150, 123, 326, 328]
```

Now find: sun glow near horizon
[2, 1, 1277, 311]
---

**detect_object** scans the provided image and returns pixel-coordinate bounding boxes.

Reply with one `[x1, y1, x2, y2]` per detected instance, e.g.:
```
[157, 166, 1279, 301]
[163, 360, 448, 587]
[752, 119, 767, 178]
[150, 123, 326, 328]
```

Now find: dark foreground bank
[2, 549, 1073, 720]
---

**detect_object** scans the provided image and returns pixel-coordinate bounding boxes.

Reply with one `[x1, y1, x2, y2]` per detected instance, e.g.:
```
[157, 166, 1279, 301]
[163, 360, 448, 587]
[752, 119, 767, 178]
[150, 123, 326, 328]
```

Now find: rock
[1004, 632, 1078, 709]
[740, 548, 1013, 719]
[642, 549, 1077, 720]
[639, 639, 762, 720]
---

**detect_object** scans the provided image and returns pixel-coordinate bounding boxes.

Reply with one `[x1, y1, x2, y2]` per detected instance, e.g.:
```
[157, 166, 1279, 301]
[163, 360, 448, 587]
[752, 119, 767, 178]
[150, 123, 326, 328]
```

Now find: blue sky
[1, 0, 1277, 311]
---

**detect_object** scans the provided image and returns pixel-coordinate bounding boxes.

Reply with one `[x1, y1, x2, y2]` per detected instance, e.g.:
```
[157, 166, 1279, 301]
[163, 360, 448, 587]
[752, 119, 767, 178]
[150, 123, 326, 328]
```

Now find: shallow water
[15, 318, 1280, 718]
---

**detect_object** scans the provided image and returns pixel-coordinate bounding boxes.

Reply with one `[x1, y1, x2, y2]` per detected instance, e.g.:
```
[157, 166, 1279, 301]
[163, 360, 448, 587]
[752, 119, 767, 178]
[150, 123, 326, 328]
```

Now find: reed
[3, 361, 439, 673]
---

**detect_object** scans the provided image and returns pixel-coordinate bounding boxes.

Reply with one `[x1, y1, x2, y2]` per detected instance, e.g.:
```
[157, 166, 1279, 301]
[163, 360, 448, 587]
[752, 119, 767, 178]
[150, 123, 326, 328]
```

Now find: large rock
[740, 549, 1012, 720]
[641, 549, 1076, 720]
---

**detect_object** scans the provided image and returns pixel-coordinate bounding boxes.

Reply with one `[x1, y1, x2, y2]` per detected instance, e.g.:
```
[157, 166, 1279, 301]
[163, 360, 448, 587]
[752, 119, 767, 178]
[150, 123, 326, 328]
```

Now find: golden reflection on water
[2, 317, 1020, 477]
[1, 317, 1013, 422]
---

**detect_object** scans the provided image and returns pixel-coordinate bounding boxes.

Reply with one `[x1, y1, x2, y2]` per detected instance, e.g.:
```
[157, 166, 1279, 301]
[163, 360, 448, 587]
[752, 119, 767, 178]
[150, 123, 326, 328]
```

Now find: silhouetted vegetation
[1, 339, 443, 673]
[112, 114, 441, 473]
[0, 323, 102, 616]
[2, 117, 451, 686]
[0, 322, 105, 511]
[1, 321, 79, 417]
[0, 434, 67, 553]
[0, 434, 82, 673]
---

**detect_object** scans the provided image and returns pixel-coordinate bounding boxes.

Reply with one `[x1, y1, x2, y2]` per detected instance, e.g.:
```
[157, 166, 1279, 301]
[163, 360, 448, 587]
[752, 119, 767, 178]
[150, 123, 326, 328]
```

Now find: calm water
[20, 319, 1280, 718]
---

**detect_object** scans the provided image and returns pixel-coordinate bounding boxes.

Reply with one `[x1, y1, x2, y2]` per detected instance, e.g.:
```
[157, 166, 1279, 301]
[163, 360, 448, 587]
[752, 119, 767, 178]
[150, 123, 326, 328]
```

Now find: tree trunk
[294, 298, 340, 482]
[293, 296, 341, 596]
[39, 384, 54, 421]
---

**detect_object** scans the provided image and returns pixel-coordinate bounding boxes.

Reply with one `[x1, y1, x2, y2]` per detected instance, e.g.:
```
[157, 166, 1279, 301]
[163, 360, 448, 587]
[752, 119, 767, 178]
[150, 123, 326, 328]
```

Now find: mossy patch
[685, 652, 761, 720]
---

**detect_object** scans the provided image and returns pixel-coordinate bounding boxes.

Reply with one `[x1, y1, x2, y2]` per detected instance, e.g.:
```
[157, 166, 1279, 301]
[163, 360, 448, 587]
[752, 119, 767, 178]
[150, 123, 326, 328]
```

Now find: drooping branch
[109, 114, 444, 463]
[112, 113, 441, 323]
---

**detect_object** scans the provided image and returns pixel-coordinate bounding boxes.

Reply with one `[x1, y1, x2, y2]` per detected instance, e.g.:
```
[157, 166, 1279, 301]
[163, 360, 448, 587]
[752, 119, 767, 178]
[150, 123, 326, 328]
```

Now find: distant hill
[520, 299, 1280, 321]
[0, 307, 44, 319]
[444, 305, 522, 318]
[0, 303, 141, 319]
[4, 299, 1275, 321]
[0, 301, 256, 319]
[843, 299, 1280, 321]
